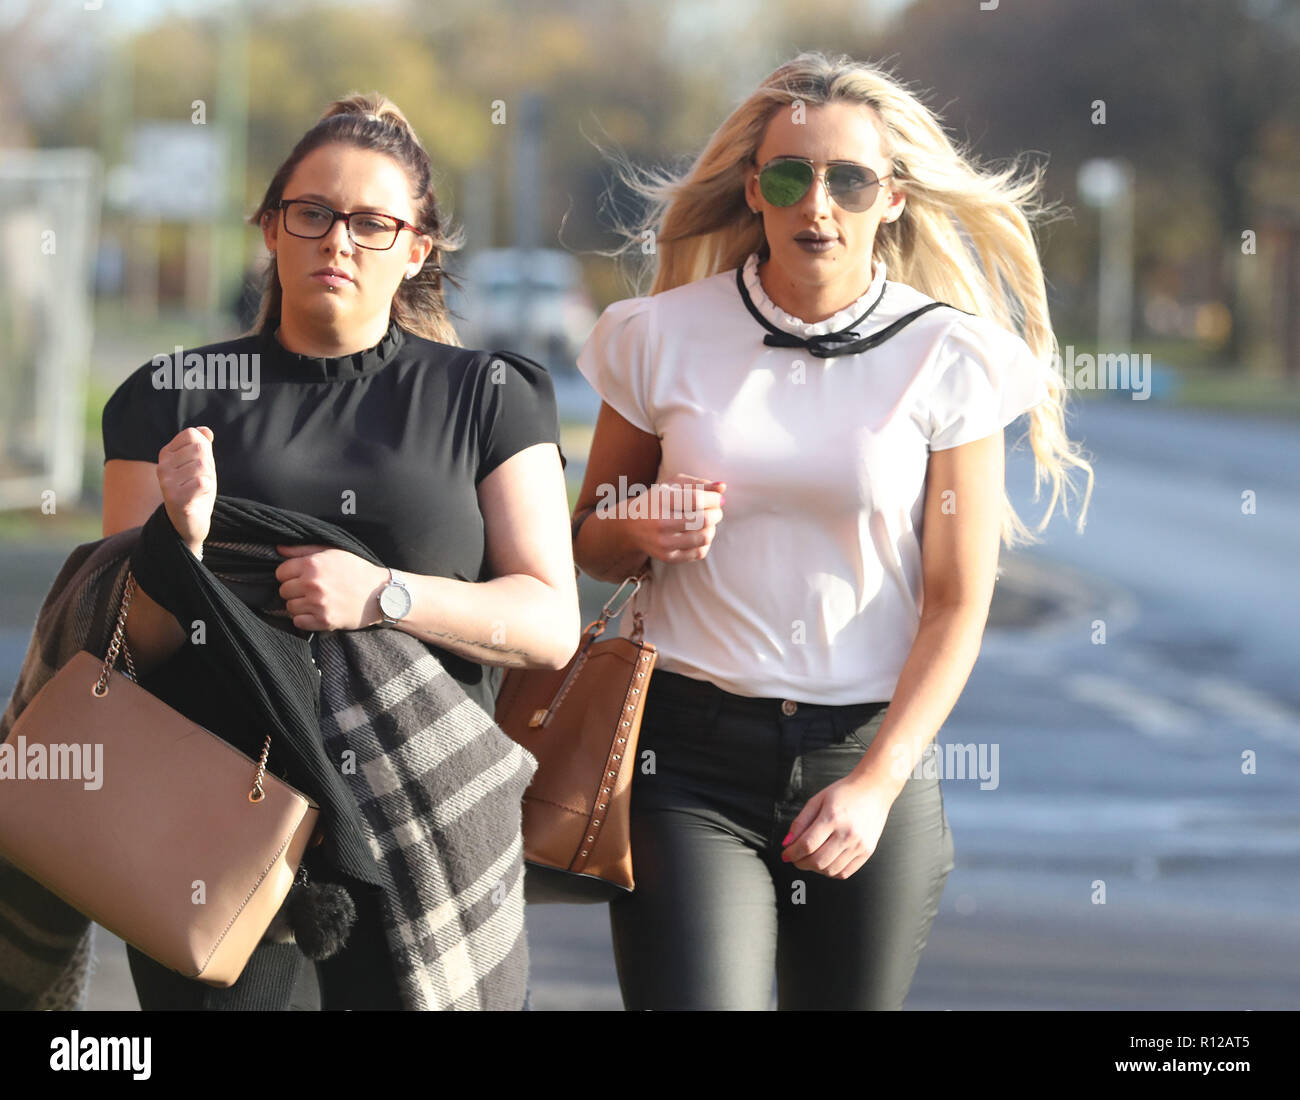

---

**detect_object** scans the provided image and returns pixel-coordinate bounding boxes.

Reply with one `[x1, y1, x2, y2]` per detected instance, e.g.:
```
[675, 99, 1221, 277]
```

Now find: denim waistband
[647, 667, 889, 722]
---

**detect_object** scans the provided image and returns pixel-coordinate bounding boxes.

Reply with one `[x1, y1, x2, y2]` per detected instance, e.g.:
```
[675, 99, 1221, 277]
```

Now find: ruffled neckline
[258, 317, 405, 382]
[740, 251, 888, 336]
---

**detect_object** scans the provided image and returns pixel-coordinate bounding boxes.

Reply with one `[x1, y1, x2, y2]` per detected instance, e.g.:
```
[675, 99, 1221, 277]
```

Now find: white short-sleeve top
[576, 251, 1051, 704]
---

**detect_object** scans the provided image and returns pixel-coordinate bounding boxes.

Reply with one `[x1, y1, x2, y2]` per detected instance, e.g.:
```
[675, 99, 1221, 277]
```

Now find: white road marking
[1064, 673, 1202, 739]
[1190, 676, 1300, 751]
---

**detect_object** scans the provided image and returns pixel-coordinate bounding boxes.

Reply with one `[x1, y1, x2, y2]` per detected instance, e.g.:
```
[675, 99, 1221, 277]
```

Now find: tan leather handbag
[0, 571, 320, 987]
[495, 571, 654, 903]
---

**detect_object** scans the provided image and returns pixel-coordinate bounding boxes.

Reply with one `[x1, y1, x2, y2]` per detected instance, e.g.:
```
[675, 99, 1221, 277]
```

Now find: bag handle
[586, 562, 650, 644]
[571, 504, 652, 643]
[521, 565, 651, 731]
[93, 570, 140, 695]
[626, 562, 651, 643]
[93, 569, 273, 804]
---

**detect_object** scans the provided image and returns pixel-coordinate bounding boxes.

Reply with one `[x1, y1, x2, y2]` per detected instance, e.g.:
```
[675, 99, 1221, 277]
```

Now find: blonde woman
[101, 93, 578, 1009]
[572, 52, 1093, 1010]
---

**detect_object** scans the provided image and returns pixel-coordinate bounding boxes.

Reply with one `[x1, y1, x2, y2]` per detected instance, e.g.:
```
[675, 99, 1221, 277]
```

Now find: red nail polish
[782, 832, 792, 846]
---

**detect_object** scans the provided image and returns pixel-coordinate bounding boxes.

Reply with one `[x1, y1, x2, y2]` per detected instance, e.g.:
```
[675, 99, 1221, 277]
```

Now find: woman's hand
[274, 544, 390, 632]
[780, 772, 896, 879]
[627, 473, 726, 564]
[157, 426, 216, 556]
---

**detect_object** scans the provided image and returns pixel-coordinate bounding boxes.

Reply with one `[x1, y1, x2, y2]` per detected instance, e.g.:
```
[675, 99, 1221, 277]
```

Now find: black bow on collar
[735, 264, 968, 358]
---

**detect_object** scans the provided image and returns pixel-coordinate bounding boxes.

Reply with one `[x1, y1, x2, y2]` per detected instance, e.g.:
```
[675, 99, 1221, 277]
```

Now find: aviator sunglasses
[755, 156, 894, 213]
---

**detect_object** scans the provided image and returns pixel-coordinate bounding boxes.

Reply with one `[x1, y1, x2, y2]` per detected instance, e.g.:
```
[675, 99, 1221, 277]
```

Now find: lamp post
[1078, 158, 1135, 360]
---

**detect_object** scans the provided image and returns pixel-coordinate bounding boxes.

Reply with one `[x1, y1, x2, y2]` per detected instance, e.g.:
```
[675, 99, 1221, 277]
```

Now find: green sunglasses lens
[759, 160, 814, 206]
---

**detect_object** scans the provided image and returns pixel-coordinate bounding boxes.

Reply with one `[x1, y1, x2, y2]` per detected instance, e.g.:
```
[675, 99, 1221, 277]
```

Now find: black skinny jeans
[608, 669, 956, 1010]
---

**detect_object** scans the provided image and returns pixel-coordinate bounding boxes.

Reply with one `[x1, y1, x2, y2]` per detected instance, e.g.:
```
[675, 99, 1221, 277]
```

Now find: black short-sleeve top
[101, 317, 567, 714]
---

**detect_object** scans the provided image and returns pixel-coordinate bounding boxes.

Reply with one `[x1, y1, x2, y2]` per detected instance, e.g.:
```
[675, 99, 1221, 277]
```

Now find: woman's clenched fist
[156, 426, 217, 557]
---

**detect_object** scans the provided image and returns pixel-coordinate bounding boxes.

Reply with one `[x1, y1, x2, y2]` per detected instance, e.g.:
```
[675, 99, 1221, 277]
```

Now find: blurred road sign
[114, 122, 224, 221]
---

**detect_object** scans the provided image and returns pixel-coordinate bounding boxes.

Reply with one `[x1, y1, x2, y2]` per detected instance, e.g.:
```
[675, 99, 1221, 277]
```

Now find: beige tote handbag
[0, 571, 320, 987]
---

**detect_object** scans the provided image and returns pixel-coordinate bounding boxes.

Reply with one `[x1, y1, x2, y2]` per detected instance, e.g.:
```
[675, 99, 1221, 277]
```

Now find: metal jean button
[781, 699, 798, 716]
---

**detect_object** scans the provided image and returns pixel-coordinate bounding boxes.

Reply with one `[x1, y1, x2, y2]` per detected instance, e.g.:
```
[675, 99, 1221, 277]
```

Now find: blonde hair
[601, 51, 1094, 550]
[245, 91, 464, 346]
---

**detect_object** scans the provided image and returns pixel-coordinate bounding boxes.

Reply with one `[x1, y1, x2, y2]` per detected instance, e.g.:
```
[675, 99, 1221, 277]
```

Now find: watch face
[379, 582, 412, 620]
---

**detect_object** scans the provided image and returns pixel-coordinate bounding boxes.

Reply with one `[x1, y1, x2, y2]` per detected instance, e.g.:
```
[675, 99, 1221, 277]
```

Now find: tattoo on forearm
[411, 625, 534, 660]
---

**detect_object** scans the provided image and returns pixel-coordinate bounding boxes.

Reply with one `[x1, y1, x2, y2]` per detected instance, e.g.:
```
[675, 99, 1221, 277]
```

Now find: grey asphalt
[3, 394, 1298, 1009]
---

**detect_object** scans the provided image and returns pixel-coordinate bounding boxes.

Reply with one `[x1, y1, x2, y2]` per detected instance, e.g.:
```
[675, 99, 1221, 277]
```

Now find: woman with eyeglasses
[100, 93, 579, 1009]
[572, 52, 1094, 1010]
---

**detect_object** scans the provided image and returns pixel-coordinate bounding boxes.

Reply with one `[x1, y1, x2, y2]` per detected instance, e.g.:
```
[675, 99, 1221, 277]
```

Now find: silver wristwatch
[377, 567, 412, 626]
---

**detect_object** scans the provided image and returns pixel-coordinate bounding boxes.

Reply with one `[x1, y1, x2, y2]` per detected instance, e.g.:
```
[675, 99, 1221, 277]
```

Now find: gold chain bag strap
[495, 565, 655, 904]
[0, 570, 320, 987]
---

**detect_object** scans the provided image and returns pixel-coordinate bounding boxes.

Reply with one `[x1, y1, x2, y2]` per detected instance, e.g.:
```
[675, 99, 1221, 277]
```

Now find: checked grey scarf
[315, 621, 538, 1010]
[0, 496, 537, 1010]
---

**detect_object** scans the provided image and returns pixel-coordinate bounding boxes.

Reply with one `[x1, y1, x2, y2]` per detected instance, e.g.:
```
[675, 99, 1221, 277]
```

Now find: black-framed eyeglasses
[754, 156, 894, 213]
[275, 198, 427, 251]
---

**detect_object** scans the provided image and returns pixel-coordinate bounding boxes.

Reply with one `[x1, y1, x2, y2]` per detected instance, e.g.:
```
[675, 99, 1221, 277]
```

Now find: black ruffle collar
[258, 317, 405, 382]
